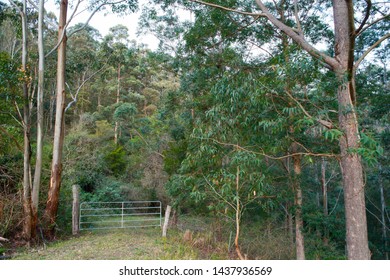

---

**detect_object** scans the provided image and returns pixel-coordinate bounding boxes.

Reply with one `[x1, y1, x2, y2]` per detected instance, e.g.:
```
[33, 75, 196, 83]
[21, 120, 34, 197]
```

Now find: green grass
[10, 216, 301, 260]
[12, 227, 204, 260]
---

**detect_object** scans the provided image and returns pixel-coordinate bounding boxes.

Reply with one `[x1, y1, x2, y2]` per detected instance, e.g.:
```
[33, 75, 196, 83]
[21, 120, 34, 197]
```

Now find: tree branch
[259, 79, 334, 129]
[254, 0, 339, 69]
[132, 128, 166, 159]
[27, 0, 58, 30]
[355, 0, 372, 35]
[246, 40, 274, 57]
[196, 137, 338, 160]
[68, 0, 128, 37]
[293, 0, 303, 36]
[203, 174, 237, 211]
[283, 88, 333, 129]
[8, 0, 22, 13]
[207, 14, 262, 50]
[357, 13, 390, 37]
[13, 101, 24, 127]
[354, 32, 390, 70]
[190, 0, 265, 17]
[0, 126, 23, 151]
[65, 63, 108, 112]
[45, 0, 128, 58]
[45, 0, 82, 58]
[366, 207, 390, 231]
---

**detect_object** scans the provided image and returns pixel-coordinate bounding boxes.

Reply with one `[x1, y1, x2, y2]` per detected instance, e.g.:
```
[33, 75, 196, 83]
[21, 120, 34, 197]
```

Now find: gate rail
[79, 201, 162, 231]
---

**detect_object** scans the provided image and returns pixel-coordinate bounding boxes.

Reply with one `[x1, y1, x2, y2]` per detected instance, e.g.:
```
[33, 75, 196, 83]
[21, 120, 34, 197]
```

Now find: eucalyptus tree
[149, 0, 328, 259]
[100, 24, 131, 143]
[65, 24, 103, 114]
[156, 0, 389, 260]
[7, 0, 35, 240]
[0, 2, 22, 58]
[31, 0, 45, 236]
[44, 0, 139, 238]
[0, 52, 23, 156]
[43, 0, 68, 238]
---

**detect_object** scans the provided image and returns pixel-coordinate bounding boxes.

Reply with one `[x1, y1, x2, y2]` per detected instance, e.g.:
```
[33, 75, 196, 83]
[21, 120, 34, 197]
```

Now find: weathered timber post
[162, 205, 171, 237]
[121, 202, 124, 228]
[72, 185, 80, 235]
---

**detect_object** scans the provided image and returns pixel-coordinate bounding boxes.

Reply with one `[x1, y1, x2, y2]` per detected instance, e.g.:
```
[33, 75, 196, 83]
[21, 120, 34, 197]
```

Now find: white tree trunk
[16, 0, 34, 240]
[32, 0, 45, 232]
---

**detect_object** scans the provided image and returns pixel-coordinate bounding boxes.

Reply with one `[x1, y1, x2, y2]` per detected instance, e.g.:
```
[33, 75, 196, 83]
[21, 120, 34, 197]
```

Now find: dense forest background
[0, 0, 389, 260]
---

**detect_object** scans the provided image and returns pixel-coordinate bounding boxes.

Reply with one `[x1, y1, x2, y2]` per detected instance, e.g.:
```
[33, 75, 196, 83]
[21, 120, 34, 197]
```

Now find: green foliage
[113, 102, 137, 122]
[95, 120, 113, 138]
[163, 140, 187, 175]
[104, 146, 127, 177]
[81, 178, 124, 203]
[0, 52, 21, 97]
[323, 129, 343, 142]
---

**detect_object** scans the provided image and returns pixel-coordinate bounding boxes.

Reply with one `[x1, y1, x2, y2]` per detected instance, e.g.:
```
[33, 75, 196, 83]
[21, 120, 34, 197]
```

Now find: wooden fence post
[72, 184, 80, 235]
[162, 205, 171, 237]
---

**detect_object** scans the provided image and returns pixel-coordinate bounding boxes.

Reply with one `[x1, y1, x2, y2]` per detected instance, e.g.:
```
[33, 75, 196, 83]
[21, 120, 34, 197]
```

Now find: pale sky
[47, 0, 160, 50]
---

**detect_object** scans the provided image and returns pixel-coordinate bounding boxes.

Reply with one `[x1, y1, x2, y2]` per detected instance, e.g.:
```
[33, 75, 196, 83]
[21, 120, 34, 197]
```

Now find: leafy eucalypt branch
[190, 0, 265, 17]
[197, 0, 339, 69]
[258, 79, 335, 130]
[191, 0, 389, 74]
[194, 137, 338, 160]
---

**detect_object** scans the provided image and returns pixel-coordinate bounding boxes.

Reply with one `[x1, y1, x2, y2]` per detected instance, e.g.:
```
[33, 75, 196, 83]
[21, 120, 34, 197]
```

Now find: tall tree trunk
[97, 91, 101, 111]
[235, 166, 245, 260]
[44, 0, 68, 239]
[284, 202, 294, 243]
[281, 13, 305, 257]
[321, 158, 328, 216]
[16, 0, 34, 241]
[292, 146, 305, 260]
[288, 205, 294, 242]
[332, 0, 370, 260]
[114, 63, 121, 144]
[252, 0, 371, 259]
[321, 158, 329, 245]
[337, 80, 369, 259]
[32, 0, 45, 235]
[48, 87, 55, 132]
[378, 164, 388, 260]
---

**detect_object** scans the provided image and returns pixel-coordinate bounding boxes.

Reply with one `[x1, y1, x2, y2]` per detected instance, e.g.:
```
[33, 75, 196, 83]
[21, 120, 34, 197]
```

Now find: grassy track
[12, 227, 205, 260]
[10, 216, 295, 260]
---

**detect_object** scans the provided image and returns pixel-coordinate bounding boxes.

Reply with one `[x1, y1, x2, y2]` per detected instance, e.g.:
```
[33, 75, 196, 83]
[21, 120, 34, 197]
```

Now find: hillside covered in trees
[0, 0, 389, 260]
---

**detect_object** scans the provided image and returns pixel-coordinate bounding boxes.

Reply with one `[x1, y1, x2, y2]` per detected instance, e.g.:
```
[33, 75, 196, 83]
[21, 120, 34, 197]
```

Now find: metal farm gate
[79, 201, 162, 231]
